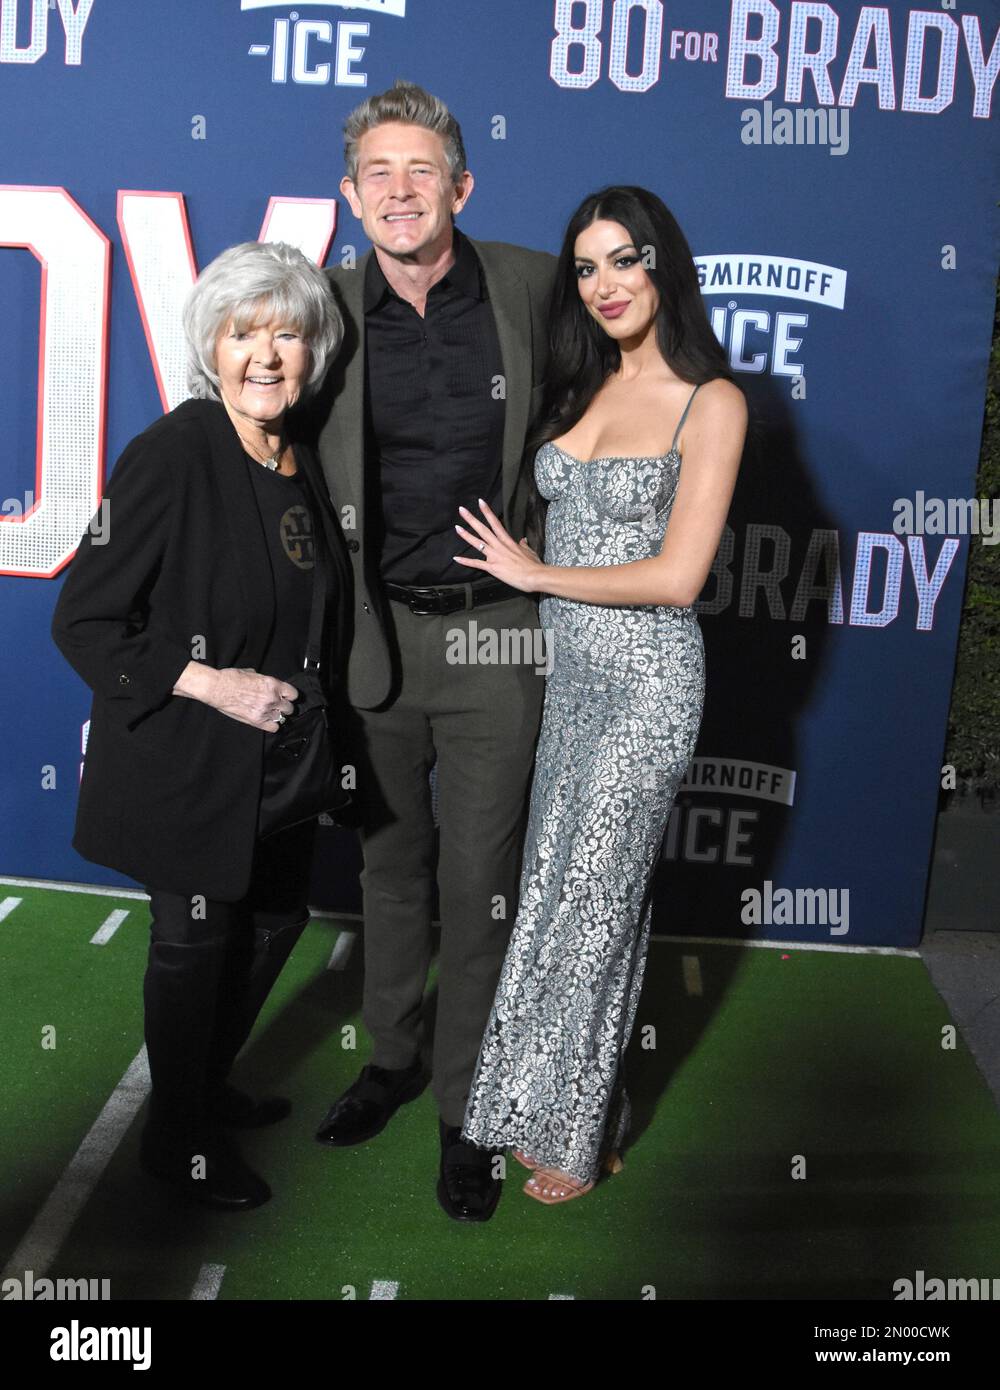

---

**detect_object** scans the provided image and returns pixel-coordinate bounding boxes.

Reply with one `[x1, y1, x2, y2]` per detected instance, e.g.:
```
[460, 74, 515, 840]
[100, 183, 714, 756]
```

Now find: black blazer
[51, 398, 352, 902]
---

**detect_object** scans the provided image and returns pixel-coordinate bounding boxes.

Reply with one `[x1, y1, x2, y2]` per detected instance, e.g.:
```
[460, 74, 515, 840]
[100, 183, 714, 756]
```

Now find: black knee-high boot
[205, 915, 309, 1093]
[142, 924, 231, 1143]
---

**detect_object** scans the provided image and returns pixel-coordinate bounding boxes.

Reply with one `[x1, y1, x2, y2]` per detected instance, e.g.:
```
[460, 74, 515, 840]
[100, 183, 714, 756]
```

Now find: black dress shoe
[210, 1083, 291, 1129]
[315, 1060, 426, 1146]
[437, 1121, 504, 1223]
[139, 1126, 271, 1210]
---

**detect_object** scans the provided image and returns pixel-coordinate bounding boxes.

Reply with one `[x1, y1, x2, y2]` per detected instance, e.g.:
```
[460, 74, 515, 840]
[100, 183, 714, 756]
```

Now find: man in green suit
[312, 81, 556, 1221]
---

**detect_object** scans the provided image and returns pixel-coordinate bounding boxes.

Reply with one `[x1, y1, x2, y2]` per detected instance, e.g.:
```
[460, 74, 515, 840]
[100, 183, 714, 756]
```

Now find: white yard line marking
[0, 876, 150, 901]
[190, 1263, 227, 1301]
[651, 932, 920, 958]
[0, 896, 23, 922]
[90, 909, 129, 945]
[0, 877, 363, 925]
[682, 954, 703, 996]
[369, 1280, 399, 1300]
[1, 1047, 151, 1281]
[327, 932, 356, 971]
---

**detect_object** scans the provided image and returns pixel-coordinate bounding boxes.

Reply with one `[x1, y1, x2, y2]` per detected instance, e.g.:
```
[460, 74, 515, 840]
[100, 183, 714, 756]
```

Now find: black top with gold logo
[244, 454, 316, 679]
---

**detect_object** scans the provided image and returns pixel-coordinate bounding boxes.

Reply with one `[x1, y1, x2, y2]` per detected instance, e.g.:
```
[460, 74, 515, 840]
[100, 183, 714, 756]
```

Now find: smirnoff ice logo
[241, 0, 407, 84]
[696, 252, 845, 380]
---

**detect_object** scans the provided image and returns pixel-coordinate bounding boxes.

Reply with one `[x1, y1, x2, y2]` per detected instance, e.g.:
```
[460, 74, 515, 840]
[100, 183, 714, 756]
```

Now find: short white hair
[182, 241, 342, 402]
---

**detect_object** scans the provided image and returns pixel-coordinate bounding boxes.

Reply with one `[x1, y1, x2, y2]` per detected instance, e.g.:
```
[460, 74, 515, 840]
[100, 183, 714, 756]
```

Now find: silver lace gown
[461, 385, 706, 1186]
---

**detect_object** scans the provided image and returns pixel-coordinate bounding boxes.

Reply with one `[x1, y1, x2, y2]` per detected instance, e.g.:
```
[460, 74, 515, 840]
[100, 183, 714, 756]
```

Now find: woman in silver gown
[454, 187, 747, 1203]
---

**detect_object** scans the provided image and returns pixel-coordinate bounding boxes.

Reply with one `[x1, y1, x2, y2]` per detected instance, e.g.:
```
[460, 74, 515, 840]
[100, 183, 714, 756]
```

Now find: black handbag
[257, 518, 351, 839]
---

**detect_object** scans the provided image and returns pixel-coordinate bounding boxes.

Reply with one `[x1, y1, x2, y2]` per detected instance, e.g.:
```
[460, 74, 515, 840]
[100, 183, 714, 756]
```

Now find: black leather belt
[384, 578, 518, 615]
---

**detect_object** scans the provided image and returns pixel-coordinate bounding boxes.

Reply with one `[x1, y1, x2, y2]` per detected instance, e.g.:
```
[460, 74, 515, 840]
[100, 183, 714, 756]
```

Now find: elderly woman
[51, 240, 349, 1210]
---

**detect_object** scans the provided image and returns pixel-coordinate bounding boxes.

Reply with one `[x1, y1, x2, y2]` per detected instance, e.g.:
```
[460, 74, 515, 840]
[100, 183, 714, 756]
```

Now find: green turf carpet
[2, 884, 999, 1300]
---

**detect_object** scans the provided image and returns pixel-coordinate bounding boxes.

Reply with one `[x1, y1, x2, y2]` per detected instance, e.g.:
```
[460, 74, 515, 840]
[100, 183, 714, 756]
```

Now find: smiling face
[573, 218, 661, 345]
[214, 315, 311, 435]
[340, 120, 472, 262]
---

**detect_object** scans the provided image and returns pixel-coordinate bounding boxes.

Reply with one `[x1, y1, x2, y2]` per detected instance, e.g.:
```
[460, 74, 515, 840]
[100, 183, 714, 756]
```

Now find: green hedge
[944, 277, 1000, 802]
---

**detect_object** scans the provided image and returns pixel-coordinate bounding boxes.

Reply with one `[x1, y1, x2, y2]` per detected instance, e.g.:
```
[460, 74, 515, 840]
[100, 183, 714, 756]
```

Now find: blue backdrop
[1, 0, 997, 946]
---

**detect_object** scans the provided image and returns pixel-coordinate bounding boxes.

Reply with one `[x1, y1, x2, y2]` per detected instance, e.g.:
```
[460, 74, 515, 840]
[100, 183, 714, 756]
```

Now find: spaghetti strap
[670, 382, 703, 454]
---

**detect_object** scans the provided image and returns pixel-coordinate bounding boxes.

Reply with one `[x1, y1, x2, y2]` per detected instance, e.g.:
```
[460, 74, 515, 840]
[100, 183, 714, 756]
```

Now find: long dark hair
[523, 186, 738, 550]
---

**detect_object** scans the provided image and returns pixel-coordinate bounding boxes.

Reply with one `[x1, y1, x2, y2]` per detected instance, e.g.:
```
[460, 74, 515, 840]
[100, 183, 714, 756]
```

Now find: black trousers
[142, 821, 316, 1141]
[348, 594, 545, 1126]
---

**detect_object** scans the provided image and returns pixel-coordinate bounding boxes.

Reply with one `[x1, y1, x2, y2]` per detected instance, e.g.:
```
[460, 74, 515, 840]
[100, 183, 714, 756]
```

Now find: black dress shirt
[363, 227, 506, 585]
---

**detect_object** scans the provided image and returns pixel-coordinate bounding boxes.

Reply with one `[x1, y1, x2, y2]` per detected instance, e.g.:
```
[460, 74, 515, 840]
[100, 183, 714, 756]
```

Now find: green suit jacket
[315, 236, 557, 710]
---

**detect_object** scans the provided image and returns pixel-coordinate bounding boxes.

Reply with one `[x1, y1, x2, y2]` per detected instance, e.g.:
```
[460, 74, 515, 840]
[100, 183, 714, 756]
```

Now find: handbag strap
[301, 474, 333, 674]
